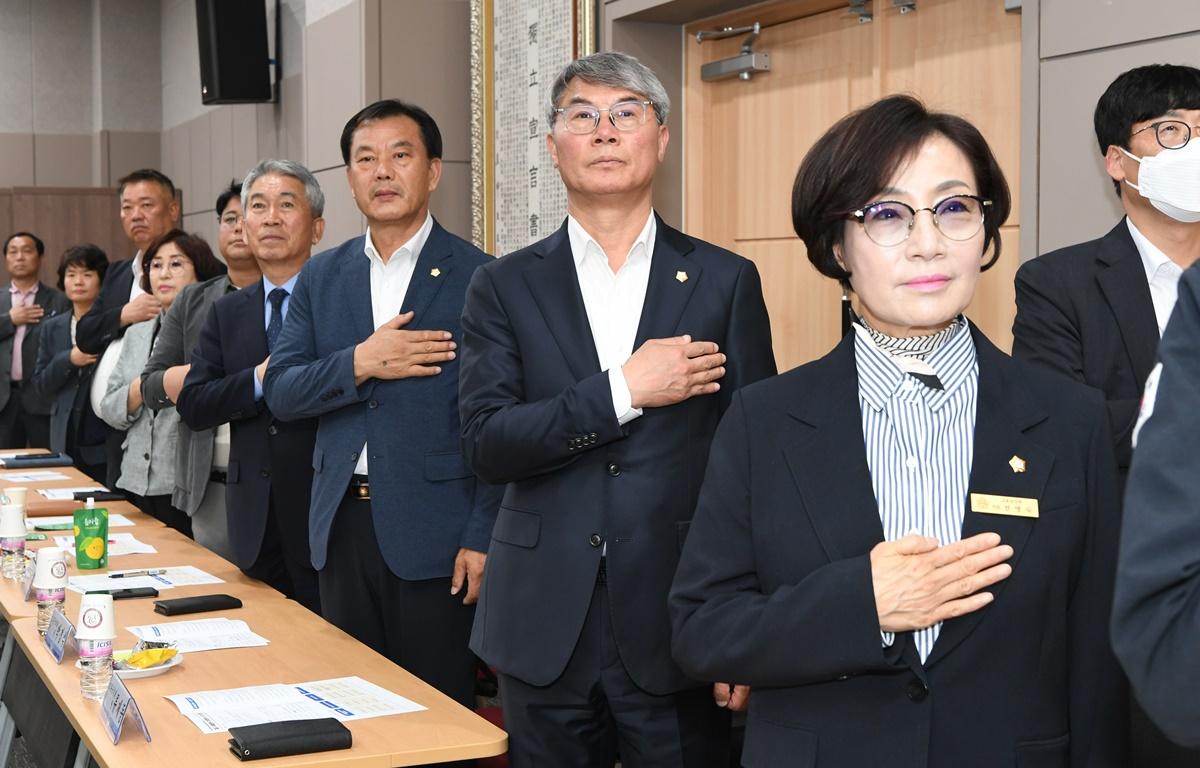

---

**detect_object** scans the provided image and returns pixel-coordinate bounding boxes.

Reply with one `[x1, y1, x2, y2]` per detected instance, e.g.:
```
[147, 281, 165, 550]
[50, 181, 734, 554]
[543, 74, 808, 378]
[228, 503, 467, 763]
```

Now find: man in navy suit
[1012, 64, 1200, 766]
[177, 160, 325, 613]
[263, 101, 501, 708]
[459, 52, 776, 766]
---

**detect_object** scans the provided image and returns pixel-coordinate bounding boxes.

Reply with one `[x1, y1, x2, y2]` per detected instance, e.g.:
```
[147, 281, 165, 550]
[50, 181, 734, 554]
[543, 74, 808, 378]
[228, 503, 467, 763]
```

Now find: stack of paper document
[166, 676, 425, 734]
[128, 618, 269, 653]
[54, 533, 156, 556]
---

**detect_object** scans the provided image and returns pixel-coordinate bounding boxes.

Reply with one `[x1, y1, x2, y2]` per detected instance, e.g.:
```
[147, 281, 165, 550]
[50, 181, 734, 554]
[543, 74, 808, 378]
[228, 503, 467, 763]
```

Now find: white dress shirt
[1127, 218, 1184, 335]
[356, 213, 433, 476]
[567, 210, 656, 426]
[129, 250, 146, 302]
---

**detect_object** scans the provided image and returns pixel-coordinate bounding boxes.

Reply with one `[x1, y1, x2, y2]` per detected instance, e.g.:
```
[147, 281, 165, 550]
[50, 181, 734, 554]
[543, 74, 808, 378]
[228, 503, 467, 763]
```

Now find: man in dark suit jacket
[0, 231, 70, 448]
[1012, 64, 1200, 765]
[142, 182, 260, 562]
[459, 53, 776, 766]
[1113, 262, 1200, 751]
[177, 161, 323, 613]
[263, 102, 501, 708]
[76, 169, 179, 485]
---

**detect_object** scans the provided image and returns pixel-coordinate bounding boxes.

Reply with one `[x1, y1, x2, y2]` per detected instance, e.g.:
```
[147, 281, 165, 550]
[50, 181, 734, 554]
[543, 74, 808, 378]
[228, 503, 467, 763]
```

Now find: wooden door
[685, 0, 1021, 372]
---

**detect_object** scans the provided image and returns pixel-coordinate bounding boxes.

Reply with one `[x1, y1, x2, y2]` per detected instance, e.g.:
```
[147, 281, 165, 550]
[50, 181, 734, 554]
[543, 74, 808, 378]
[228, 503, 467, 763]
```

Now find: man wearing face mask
[1012, 63, 1200, 766]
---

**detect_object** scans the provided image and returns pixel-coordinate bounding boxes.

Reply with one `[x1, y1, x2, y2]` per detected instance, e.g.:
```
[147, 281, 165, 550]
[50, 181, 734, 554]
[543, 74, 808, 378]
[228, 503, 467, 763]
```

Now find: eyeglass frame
[552, 100, 657, 135]
[848, 194, 994, 246]
[1129, 119, 1200, 150]
[147, 256, 192, 275]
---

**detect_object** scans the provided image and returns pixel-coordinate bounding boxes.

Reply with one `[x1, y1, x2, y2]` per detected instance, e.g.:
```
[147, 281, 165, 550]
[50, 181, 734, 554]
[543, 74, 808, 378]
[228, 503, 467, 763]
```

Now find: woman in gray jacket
[98, 229, 224, 536]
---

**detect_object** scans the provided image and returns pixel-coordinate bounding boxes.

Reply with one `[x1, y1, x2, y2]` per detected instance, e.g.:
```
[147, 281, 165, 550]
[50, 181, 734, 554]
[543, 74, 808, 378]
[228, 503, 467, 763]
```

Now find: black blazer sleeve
[76, 259, 133, 354]
[1111, 267, 1200, 748]
[669, 391, 889, 687]
[1013, 258, 1137, 468]
[176, 299, 262, 432]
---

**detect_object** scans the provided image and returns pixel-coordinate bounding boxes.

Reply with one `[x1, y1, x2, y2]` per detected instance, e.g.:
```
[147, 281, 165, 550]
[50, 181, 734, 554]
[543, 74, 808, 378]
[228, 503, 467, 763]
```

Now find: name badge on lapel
[970, 493, 1039, 519]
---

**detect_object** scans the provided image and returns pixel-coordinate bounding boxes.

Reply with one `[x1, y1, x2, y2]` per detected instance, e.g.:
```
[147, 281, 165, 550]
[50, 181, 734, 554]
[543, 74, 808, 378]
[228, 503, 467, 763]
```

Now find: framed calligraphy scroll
[470, 0, 597, 255]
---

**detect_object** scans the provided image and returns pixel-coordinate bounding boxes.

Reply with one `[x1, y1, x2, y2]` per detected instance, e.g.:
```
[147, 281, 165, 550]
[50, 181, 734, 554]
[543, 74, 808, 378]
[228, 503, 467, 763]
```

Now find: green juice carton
[73, 497, 108, 570]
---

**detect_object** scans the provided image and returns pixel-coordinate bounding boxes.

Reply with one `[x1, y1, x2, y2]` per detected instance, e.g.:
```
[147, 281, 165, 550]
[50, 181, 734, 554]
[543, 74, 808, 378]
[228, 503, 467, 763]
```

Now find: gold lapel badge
[675, 270, 688, 283]
[1008, 455, 1027, 474]
[430, 267, 442, 278]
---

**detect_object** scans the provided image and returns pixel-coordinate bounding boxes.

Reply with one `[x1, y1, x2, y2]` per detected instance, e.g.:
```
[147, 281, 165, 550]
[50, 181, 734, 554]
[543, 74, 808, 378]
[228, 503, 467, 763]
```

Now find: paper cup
[0, 504, 26, 538]
[32, 547, 69, 588]
[76, 592, 116, 640]
[2, 487, 27, 507]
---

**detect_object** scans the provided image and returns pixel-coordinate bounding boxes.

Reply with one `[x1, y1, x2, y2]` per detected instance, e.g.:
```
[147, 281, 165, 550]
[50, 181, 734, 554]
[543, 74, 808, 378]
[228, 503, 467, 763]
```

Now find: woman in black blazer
[31, 245, 108, 481]
[669, 96, 1128, 767]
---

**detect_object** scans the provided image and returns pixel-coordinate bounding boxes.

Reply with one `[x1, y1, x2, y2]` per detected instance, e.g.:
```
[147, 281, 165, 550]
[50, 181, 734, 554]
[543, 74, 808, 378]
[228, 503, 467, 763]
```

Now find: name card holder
[100, 672, 151, 744]
[42, 609, 75, 664]
[21, 559, 34, 601]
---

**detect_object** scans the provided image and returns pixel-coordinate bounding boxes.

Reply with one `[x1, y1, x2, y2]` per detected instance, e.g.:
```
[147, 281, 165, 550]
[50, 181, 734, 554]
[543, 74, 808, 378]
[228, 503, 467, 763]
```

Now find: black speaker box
[195, 0, 272, 104]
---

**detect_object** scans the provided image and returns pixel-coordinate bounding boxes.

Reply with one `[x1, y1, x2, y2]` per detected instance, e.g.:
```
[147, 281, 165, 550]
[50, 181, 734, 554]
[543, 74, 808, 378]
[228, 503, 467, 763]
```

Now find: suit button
[368, 400, 378, 409]
[905, 679, 928, 702]
[606, 462, 621, 477]
[267, 425, 277, 436]
[589, 533, 603, 547]
[260, 469, 271, 478]
[143, 453, 150, 460]
[567, 443, 575, 451]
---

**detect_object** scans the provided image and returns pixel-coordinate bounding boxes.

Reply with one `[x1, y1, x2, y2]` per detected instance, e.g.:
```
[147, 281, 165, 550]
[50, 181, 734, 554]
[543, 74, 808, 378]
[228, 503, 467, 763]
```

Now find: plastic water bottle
[79, 638, 114, 700]
[0, 535, 23, 579]
[35, 587, 66, 635]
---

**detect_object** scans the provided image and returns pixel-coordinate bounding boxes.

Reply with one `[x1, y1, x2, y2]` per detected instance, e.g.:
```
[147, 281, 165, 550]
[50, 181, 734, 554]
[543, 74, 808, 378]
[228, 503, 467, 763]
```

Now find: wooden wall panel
[2, 187, 128, 286]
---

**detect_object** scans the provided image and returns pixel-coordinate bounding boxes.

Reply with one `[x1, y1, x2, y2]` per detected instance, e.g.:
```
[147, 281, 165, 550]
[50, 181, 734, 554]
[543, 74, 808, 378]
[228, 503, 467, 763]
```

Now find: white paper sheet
[127, 618, 269, 653]
[36, 486, 106, 500]
[0, 470, 70, 481]
[53, 533, 157, 557]
[165, 676, 426, 734]
[28, 513, 135, 529]
[67, 565, 223, 594]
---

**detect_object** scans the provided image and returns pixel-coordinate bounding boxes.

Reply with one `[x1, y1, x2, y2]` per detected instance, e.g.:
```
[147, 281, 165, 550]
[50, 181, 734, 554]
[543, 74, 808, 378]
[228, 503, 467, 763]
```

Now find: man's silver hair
[547, 51, 670, 128]
[240, 159, 325, 218]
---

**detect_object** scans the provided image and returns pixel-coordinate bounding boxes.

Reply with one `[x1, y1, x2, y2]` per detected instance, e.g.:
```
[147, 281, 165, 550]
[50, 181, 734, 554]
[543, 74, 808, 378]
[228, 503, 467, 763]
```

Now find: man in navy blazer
[459, 53, 776, 765]
[263, 101, 500, 708]
[177, 161, 324, 613]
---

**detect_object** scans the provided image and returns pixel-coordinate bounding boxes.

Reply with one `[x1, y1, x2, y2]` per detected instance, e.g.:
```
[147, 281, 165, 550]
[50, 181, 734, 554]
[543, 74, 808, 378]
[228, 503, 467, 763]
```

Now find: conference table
[0, 463, 507, 767]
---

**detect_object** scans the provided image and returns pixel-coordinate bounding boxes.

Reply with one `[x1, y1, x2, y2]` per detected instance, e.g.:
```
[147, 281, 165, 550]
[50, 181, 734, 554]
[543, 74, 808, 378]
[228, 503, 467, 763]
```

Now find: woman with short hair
[98, 229, 225, 536]
[669, 95, 1128, 767]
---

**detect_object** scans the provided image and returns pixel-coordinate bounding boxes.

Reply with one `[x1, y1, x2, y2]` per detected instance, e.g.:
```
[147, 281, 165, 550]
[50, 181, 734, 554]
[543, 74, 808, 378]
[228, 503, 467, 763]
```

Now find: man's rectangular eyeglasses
[1130, 120, 1200, 150]
[553, 101, 655, 134]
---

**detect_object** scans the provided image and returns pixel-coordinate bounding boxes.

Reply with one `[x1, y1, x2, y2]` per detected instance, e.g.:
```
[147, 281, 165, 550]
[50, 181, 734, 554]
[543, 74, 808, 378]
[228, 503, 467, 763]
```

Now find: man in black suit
[76, 169, 179, 484]
[176, 160, 324, 613]
[1013, 65, 1200, 486]
[459, 52, 776, 766]
[0, 231, 70, 447]
[1012, 64, 1200, 766]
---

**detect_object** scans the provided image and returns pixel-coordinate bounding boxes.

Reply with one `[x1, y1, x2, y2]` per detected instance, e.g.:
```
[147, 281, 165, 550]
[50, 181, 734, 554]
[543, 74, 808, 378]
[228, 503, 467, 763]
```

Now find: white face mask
[1120, 142, 1200, 223]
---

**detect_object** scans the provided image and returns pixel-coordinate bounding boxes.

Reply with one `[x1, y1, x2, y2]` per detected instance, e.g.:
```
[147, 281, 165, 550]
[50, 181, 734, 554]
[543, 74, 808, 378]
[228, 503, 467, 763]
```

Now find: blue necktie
[266, 288, 288, 352]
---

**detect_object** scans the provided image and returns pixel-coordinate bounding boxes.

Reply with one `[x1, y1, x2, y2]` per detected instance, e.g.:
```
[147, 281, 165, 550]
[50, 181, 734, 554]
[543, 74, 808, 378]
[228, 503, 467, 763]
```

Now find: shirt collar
[364, 213, 434, 267]
[1127, 217, 1180, 282]
[8, 282, 35, 296]
[567, 210, 657, 269]
[262, 272, 300, 298]
[855, 318, 977, 412]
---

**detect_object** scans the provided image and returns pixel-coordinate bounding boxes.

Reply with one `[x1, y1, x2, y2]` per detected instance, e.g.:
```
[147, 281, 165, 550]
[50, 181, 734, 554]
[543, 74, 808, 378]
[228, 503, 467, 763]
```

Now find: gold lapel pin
[1008, 455, 1027, 474]
[430, 267, 441, 278]
[675, 270, 688, 283]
